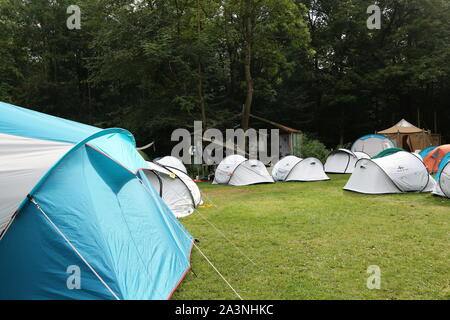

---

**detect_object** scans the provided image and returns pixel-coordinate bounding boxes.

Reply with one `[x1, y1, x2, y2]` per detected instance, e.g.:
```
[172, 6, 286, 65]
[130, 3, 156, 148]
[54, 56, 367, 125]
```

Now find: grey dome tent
[144, 161, 201, 218]
[344, 151, 435, 194]
[213, 155, 274, 186]
[272, 156, 329, 182]
[351, 134, 395, 158]
[324, 149, 370, 174]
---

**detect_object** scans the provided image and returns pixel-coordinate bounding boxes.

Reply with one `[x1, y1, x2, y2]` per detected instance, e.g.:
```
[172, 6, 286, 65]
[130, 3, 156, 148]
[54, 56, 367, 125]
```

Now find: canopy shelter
[213, 155, 274, 186]
[324, 149, 370, 174]
[373, 147, 404, 159]
[144, 161, 201, 218]
[155, 156, 188, 174]
[272, 156, 329, 182]
[344, 151, 435, 194]
[377, 119, 434, 152]
[423, 145, 450, 174]
[351, 134, 395, 158]
[0, 102, 193, 299]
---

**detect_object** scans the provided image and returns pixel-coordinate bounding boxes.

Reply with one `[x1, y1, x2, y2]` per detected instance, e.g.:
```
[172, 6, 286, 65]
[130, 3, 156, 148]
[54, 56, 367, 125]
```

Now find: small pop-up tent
[0, 102, 193, 300]
[351, 134, 395, 158]
[324, 149, 370, 174]
[272, 156, 329, 182]
[373, 148, 404, 159]
[344, 151, 435, 194]
[144, 161, 201, 218]
[156, 156, 188, 174]
[377, 119, 434, 151]
[213, 155, 274, 186]
[423, 145, 450, 174]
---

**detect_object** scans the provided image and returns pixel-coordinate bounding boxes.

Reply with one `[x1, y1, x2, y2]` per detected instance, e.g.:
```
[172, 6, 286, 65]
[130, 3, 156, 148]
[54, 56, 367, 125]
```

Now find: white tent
[413, 152, 423, 160]
[156, 156, 188, 174]
[272, 156, 329, 182]
[213, 155, 274, 186]
[344, 151, 435, 194]
[432, 162, 450, 198]
[351, 134, 395, 158]
[432, 182, 446, 197]
[144, 161, 201, 218]
[324, 149, 370, 174]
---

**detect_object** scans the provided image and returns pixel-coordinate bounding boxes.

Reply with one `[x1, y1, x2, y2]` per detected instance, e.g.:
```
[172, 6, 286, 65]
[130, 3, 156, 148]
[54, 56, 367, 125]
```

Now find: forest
[1, 0, 449, 155]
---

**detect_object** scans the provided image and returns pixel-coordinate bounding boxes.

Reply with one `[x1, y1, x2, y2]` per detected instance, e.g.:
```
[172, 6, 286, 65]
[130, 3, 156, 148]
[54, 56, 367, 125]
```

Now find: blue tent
[0, 102, 194, 299]
[435, 152, 450, 181]
[419, 145, 437, 159]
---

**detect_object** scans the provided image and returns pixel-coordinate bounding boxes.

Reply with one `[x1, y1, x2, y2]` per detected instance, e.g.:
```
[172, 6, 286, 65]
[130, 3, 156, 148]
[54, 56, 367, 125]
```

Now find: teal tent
[0, 102, 194, 299]
[373, 147, 404, 159]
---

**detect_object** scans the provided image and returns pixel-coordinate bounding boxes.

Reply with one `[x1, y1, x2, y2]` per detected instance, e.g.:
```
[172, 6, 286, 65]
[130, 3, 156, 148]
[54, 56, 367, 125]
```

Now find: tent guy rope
[137, 177, 244, 300]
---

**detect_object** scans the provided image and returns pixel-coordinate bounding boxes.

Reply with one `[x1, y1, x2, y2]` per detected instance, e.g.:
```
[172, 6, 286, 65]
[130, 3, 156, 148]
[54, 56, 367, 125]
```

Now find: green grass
[172, 175, 450, 300]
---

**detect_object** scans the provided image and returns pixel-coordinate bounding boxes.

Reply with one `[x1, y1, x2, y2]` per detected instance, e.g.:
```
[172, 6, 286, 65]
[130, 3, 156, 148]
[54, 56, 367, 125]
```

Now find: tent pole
[0, 210, 19, 241]
[27, 195, 121, 300]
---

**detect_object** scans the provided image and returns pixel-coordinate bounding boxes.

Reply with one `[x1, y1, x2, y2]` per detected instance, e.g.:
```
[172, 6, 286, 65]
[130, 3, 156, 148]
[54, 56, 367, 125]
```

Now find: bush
[138, 150, 150, 161]
[298, 134, 330, 163]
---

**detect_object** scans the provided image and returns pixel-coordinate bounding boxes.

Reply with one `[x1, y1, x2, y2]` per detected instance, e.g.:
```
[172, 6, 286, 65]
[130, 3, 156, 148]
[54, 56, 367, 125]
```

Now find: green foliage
[299, 134, 329, 162]
[137, 150, 150, 161]
[0, 0, 450, 153]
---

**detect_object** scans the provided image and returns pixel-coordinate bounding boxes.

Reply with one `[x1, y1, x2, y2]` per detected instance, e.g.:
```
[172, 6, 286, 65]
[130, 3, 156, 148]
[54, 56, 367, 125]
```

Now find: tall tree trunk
[197, 0, 207, 127]
[241, 14, 253, 130]
[198, 63, 207, 127]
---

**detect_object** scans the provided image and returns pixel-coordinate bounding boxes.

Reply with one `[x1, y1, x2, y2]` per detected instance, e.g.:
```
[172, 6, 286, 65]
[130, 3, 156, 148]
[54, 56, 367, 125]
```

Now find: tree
[218, 0, 310, 129]
[1, 0, 450, 154]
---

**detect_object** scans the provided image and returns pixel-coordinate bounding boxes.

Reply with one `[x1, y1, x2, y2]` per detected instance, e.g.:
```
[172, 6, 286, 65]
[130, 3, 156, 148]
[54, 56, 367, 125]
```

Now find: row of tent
[210, 134, 427, 187]
[213, 144, 450, 199]
[349, 119, 440, 156]
[330, 125, 450, 197]
[0, 102, 200, 300]
[324, 146, 450, 197]
[212, 154, 330, 186]
[349, 131, 450, 176]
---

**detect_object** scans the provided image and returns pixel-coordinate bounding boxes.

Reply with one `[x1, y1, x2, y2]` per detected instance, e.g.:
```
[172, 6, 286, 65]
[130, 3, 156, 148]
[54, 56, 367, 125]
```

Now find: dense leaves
[1, 0, 449, 154]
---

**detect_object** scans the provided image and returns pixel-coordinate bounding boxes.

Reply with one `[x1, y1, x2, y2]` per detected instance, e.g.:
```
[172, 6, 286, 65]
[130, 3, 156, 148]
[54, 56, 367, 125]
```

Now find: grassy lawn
[172, 175, 449, 300]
